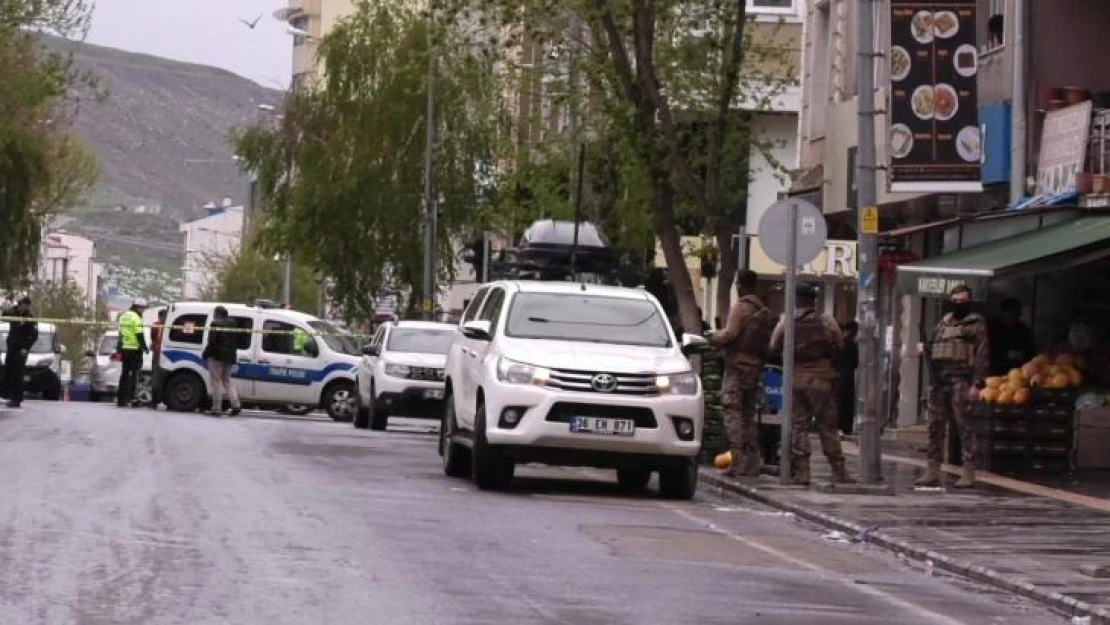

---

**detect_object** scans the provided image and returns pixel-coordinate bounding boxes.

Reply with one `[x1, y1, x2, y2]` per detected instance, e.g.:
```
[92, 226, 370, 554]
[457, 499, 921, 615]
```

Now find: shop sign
[895, 271, 988, 300]
[1035, 101, 1093, 196]
[749, 238, 857, 279]
[888, 1, 983, 193]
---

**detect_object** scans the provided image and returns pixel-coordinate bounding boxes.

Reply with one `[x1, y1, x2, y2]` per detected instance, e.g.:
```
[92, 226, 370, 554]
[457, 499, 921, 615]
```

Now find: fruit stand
[973, 354, 1084, 474]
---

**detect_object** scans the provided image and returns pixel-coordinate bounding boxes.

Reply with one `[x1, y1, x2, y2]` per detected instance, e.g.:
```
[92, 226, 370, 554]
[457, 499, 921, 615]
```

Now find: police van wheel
[165, 373, 203, 412]
[323, 382, 356, 422]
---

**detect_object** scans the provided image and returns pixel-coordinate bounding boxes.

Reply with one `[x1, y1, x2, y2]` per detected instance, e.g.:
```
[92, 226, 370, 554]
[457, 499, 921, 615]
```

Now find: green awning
[896, 216, 1110, 298]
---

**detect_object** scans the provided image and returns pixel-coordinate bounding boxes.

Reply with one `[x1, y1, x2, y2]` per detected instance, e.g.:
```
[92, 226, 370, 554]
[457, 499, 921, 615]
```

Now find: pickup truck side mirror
[362, 344, 381, 357]
[461, 320, 492, 341]
[84, 350, 96, 358]
[304, 340, 320, 358]
[681, 333, 711, 355]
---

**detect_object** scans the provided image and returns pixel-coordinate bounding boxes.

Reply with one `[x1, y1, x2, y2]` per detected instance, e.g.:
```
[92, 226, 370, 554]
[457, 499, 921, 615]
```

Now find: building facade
[38, 233, 102, 310]
[181, 204, 244, 301]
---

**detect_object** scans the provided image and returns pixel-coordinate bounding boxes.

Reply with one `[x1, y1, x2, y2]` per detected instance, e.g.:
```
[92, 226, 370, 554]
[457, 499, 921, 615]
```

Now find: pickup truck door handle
[258, 359, 271, 365]
[240, 358, 254, 364]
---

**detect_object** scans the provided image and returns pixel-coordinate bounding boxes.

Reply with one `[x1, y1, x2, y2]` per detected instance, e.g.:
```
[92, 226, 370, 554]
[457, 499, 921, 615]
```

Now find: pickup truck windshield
[505, 293, 671, 348]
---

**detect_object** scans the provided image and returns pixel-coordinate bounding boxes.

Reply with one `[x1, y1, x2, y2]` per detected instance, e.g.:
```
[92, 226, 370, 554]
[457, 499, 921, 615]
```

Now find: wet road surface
[0, 402, 1066, 624]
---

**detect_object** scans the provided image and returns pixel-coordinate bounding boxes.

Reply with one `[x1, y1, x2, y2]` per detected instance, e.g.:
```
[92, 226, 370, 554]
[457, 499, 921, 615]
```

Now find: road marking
[662, 504, 971, 625]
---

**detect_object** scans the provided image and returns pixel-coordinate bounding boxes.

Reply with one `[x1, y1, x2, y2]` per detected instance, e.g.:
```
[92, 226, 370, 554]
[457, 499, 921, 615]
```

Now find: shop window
[168, 314, 207, 345]
[748, 0, 794, 14]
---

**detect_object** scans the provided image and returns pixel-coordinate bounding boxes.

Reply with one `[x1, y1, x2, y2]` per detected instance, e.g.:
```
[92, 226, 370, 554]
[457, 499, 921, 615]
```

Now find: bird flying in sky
[239, 14, 262, 29]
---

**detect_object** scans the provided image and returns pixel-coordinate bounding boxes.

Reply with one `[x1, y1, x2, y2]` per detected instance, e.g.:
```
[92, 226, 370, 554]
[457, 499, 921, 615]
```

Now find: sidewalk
[702, 441, 1110, 624]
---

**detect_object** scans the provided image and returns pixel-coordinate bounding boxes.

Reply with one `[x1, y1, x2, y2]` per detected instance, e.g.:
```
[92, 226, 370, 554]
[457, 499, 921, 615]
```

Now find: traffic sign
[860, 206, 879, 234]
[758, 199, 827, 268]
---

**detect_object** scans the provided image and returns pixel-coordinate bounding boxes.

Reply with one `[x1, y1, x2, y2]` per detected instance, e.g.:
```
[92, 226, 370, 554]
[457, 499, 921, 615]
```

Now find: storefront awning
[896, 216, 1110, 298]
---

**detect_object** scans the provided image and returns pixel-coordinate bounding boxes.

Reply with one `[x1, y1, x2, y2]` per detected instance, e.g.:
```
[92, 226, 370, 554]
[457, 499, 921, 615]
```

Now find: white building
[181, 203, 244, 300]
[38, 232, 102, 310]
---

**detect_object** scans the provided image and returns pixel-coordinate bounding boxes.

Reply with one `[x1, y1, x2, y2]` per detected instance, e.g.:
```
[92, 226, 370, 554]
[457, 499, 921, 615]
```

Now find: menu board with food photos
[888, 1, 982, 193]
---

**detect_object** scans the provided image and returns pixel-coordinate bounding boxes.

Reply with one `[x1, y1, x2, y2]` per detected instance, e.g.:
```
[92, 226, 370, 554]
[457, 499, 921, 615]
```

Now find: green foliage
[204, 250, 319, 314]
[234, 0, 500, 320]
[0, 0, 99, 287]
[27, 280, 95, 363]
[440, 0, 797, 330]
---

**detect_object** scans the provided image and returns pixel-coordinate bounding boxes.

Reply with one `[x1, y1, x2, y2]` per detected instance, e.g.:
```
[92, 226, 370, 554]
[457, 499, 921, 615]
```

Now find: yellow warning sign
[860, 206, 879, 234]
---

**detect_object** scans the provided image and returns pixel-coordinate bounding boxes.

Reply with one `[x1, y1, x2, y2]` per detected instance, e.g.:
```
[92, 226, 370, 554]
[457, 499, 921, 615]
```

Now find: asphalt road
[0, 401, 1065, 625]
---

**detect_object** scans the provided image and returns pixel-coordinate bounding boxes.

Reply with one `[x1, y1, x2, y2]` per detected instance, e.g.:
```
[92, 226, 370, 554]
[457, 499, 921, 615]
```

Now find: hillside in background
[43, 37, 285, 301]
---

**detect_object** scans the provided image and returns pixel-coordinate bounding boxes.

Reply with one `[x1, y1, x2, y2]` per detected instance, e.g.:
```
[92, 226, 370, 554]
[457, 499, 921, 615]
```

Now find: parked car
[0, 322, 63, 400]
[86, 330, 154, 403]
[439, 280, 709, 499]
[158, 302, 360, 420]
[355, 319, 454, 431]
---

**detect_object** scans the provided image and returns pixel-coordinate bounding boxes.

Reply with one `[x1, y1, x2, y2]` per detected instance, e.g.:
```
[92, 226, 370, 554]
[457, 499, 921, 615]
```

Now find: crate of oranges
[977, 353, 1083, 407]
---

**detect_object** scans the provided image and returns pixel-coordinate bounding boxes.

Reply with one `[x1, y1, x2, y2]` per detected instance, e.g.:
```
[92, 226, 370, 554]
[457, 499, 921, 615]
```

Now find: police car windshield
[307, 321, 359, 355]
[0, 331, 54, 354]
[505, 293, 672, 348]
[386, 328, 453, 355]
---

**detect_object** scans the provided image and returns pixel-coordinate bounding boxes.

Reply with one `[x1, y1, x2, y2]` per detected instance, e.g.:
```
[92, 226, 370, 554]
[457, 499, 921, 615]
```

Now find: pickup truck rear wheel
[658, 459, 698, 501]
[472, 402, 513, 491]
[617, 469, 652, 491]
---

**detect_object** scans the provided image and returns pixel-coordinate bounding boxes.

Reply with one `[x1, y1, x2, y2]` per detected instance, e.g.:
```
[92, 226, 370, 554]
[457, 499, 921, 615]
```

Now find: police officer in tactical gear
[916, 284, 989, 488]
[770, 283, 853, 486]
[709, 270, 774, 476]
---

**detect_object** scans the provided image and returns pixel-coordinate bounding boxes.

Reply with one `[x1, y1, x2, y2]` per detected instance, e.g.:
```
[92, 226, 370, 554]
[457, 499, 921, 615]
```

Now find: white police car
[355, 320, 454, 430]
[158, 302, 361, 420]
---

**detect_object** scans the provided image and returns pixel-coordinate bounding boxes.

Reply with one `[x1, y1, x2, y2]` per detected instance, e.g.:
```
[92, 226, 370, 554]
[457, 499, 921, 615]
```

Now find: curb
[700, 468, 1110, 624]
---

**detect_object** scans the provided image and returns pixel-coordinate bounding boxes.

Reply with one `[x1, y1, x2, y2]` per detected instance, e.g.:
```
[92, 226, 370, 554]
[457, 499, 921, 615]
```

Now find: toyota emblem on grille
[590, 373, 617, 392]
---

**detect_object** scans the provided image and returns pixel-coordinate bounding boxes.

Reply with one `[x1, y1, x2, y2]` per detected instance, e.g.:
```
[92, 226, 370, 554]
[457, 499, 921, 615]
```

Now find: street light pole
[855, 0, 882, 483]
[282, 254, 293, 308]
[421, 4, 438, 320]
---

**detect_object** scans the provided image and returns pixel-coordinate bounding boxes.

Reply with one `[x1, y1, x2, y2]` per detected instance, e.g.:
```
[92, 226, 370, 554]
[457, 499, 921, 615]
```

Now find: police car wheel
[323, 382, 356, 422]
[165, 373, 203, 412]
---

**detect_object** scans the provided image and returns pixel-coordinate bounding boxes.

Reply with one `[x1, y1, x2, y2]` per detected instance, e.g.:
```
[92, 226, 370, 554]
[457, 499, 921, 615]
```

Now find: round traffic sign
[757, 199, 828, 267]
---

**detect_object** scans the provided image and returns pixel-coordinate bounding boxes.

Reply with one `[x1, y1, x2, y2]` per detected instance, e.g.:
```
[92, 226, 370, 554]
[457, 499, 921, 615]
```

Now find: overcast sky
[86, 0, 292, 90]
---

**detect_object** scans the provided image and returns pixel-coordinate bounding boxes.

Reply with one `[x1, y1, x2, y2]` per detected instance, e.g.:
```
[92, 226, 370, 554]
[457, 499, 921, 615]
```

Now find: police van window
[228, 316, 254, 350]
[168, 314, 207, 344]
[461, 287, 489, 324]
[478, 288, 505, 330]
[262, 320, 315, 356]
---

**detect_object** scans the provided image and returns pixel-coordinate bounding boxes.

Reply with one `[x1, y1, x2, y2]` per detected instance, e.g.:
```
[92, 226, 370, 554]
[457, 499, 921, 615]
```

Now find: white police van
[158, 302, 362, 421]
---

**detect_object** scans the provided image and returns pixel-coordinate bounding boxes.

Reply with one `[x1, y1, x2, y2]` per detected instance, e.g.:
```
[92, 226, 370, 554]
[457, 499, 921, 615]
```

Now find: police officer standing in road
[117, 298, 149, 408]
[709, 270, 775, 477]
[916, 284, 989, 488]
[2, 296, 38, 409]
[770, 283, 853, 486]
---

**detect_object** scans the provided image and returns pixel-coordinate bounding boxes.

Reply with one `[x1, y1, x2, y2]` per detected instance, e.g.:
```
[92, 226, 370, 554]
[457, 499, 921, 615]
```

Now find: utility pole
[1009, 0, 1027, 204]
[565, 15, 586, 278]
[855, 0, 882, 483]
[421, 2, 438, 320]
[282, 254, 292, 308]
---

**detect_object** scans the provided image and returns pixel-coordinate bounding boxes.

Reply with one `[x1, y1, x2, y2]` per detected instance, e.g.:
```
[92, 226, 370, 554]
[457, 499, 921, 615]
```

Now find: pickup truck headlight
[383, 363, 410, 378]
[656, 372, 699, 396]
[496, 357, 550, 386]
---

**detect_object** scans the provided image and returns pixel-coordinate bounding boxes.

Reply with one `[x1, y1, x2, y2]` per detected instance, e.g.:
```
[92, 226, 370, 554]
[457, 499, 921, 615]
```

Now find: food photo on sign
[888, 1, 982, 193]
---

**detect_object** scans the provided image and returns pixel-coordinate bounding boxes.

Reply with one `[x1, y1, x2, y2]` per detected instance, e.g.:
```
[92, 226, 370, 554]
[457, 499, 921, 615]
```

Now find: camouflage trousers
[790, 375, 845, 475]
[926, 378, 977, 466]
[722, 365, 763, 474]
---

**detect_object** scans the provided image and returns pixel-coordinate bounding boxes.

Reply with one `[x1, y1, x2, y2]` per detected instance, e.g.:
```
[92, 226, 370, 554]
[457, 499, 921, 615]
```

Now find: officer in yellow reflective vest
[117, 298, 149, 408]
[293, 327, 309, 355]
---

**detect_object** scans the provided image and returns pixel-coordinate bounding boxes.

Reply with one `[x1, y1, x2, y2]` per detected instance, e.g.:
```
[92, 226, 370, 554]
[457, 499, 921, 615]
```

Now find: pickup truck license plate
[424, 389, 444, 400]
[570, 416, 635, 436]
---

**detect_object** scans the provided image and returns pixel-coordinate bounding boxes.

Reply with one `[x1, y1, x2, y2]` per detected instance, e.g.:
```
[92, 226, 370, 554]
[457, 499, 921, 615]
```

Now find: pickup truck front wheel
[658, 459, 698, 500]
[472, 402, 513, 491]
